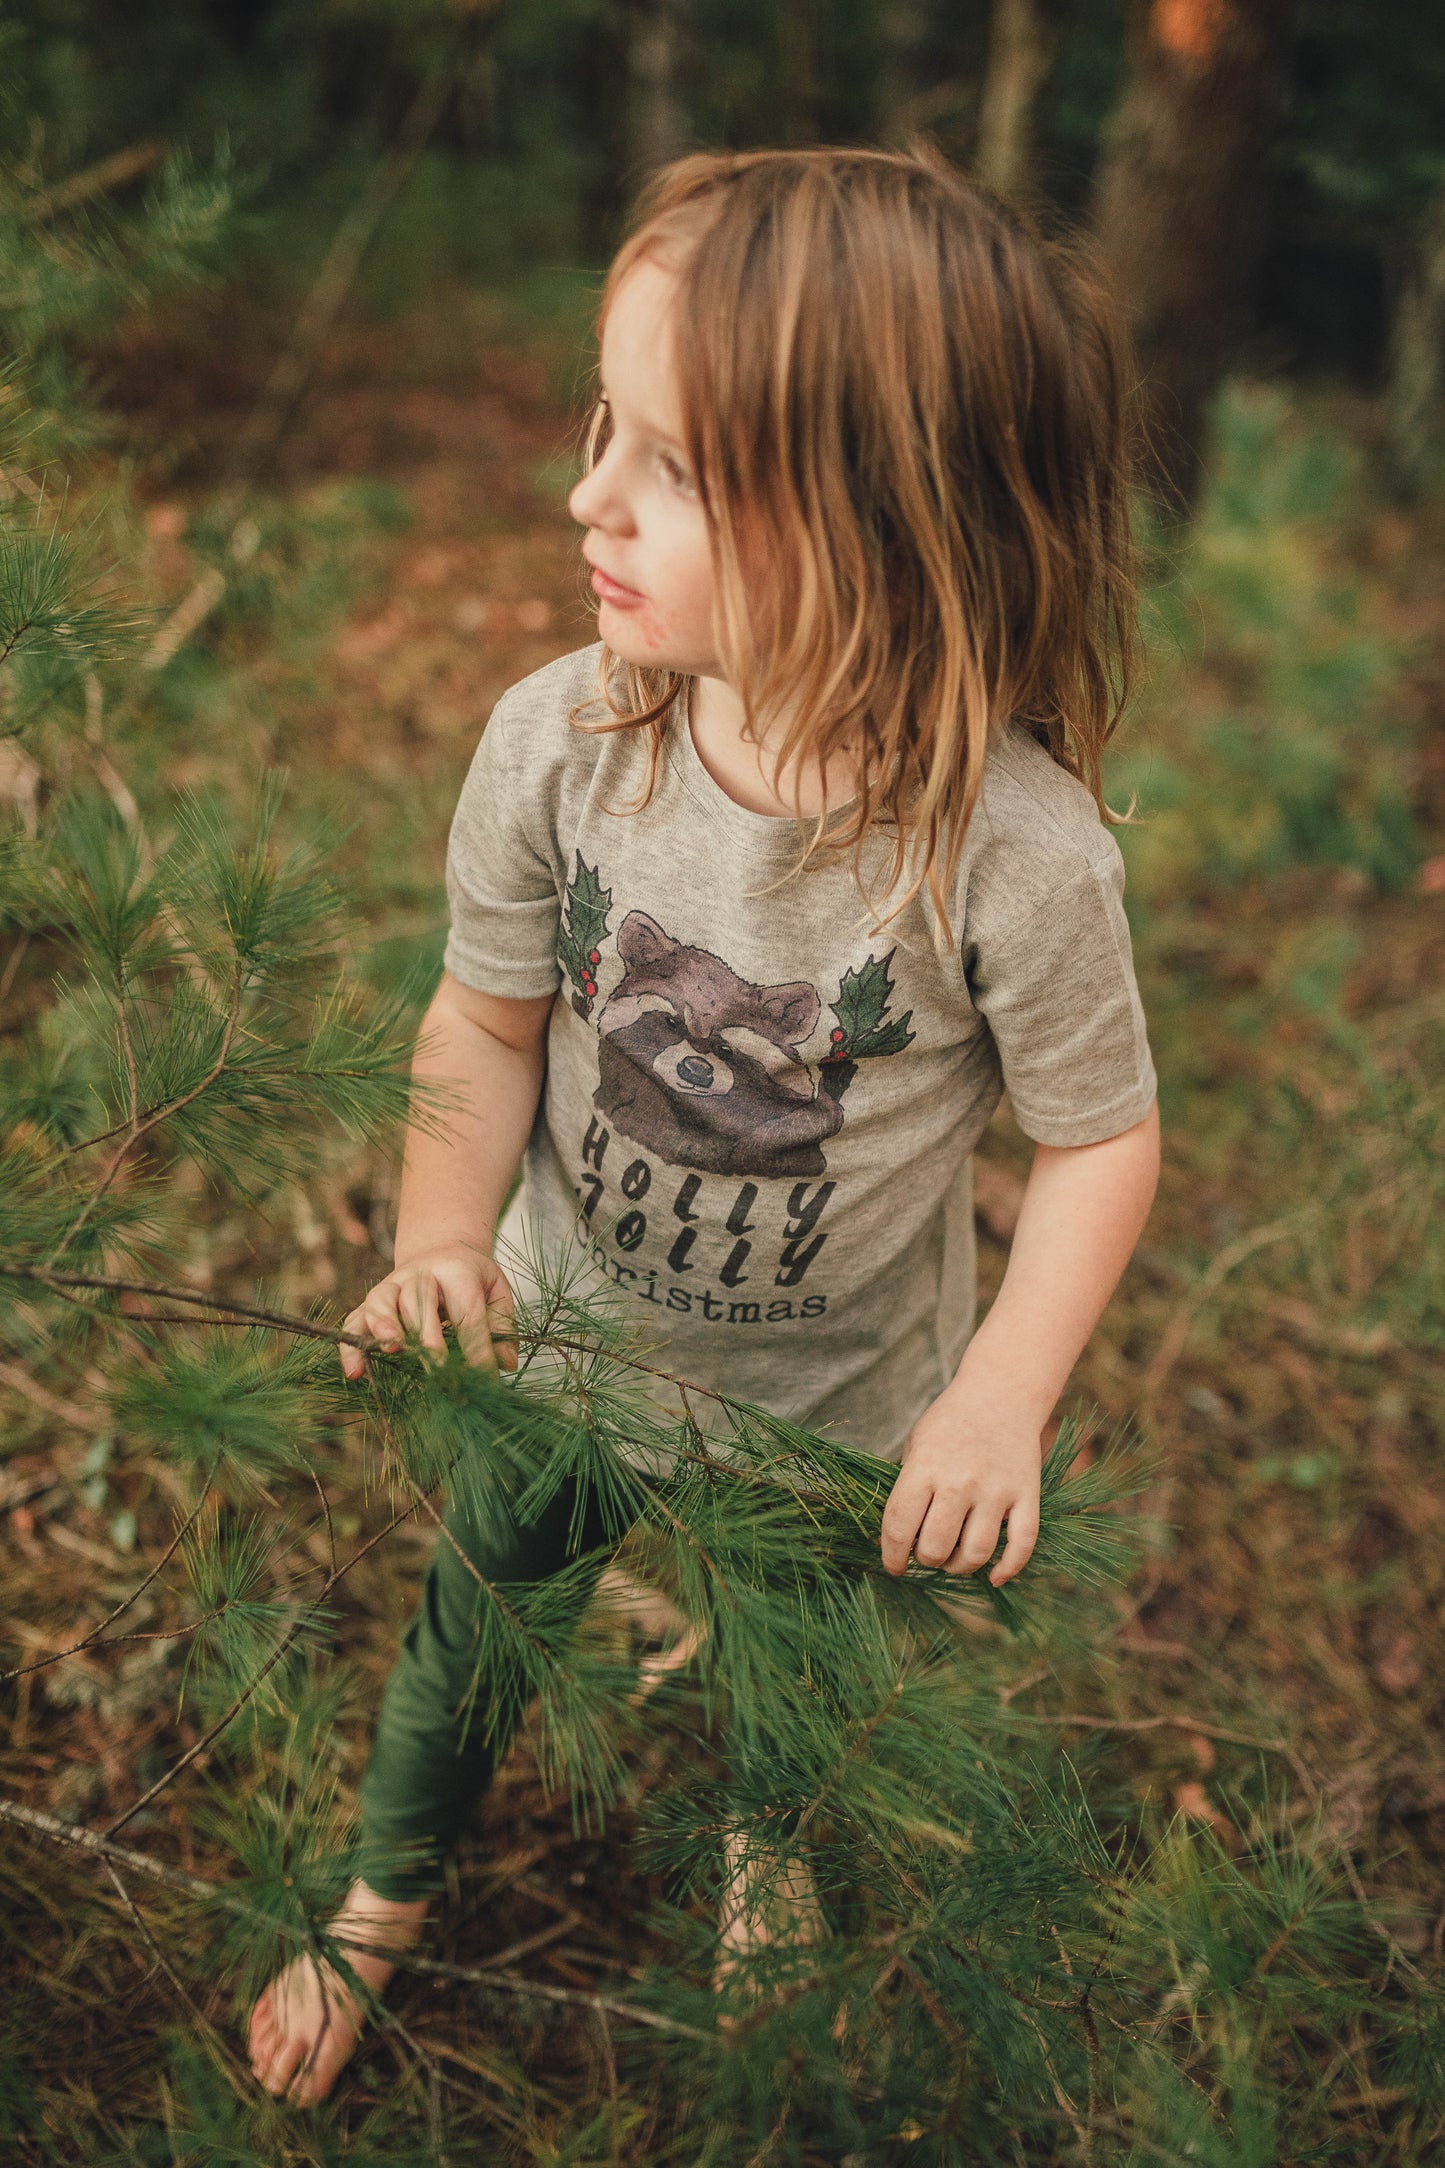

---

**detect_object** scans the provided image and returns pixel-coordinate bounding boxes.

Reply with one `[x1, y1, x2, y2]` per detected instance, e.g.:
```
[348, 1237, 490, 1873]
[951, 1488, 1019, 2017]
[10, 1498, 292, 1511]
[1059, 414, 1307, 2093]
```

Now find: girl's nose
[569, 444, 631, 535]
[567, 469, 598, 527]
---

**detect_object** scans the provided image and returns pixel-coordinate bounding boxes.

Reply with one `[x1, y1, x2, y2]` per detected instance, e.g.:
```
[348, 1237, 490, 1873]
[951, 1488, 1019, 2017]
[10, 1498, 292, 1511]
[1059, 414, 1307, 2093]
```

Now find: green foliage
[1115, 385, 1421, 905]
[0, 138, 235, 458]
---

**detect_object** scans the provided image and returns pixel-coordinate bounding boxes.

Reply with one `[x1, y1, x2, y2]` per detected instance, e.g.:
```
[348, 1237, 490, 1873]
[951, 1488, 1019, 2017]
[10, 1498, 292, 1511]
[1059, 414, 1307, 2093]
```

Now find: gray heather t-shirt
[444, 644, 1155, 1463]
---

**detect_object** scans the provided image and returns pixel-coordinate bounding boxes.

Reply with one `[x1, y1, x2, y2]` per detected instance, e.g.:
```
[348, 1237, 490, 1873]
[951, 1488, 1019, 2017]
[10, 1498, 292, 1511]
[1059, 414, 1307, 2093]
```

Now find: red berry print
[830, 1028, 845, 1043]
[589, 949, 601, 965]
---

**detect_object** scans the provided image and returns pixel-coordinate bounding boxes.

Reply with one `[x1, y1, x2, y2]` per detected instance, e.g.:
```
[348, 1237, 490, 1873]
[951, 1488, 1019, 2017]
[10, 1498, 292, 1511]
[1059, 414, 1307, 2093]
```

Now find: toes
[264, 2030, 313, 2100]
[286, 2004, 357, 2107]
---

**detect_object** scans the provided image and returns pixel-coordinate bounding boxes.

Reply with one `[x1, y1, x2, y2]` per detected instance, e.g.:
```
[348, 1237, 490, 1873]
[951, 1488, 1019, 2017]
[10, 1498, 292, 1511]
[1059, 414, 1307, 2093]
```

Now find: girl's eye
[660, 451, 696, 497]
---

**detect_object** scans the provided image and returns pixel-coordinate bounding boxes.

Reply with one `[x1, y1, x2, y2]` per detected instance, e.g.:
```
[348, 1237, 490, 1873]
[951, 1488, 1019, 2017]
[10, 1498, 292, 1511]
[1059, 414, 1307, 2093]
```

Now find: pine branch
[0, 1262, 375, 1349]
[102, 1491, 426, 1838]
[54, 959, 244, 1255]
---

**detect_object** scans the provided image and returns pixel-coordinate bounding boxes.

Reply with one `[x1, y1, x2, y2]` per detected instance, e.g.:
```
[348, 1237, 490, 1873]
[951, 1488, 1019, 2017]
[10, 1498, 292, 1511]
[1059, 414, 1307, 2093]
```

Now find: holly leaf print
[558, 855, 612, 1012]
[851, 1013, 916, 1059]
[829, 951, 915, 1064]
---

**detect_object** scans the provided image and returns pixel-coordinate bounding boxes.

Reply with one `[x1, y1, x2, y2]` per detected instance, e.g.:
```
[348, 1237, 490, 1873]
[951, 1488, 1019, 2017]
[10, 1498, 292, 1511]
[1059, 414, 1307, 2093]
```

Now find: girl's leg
[249, 1474, 613, 2103]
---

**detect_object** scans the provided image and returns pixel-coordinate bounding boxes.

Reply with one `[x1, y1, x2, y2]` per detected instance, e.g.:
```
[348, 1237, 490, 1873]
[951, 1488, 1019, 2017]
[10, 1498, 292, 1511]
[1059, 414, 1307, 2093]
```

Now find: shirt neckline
[669, 691, 859, 857]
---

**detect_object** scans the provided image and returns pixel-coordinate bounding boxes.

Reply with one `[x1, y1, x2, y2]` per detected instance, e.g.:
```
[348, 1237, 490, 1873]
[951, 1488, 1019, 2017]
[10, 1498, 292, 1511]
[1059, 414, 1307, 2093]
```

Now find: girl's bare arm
[340, 971, 555, 1377]
[881, 1101, 1161, 1583]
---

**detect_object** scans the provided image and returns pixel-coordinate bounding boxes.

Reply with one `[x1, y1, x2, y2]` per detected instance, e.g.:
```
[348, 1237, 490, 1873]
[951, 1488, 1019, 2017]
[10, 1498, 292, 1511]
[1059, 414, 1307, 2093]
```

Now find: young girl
[249, 145, 1160, 2103]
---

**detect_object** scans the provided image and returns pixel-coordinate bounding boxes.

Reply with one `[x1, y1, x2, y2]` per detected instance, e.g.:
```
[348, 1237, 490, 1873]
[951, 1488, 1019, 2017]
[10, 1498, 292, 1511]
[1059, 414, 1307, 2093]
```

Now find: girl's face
[569, 258, 720, 675]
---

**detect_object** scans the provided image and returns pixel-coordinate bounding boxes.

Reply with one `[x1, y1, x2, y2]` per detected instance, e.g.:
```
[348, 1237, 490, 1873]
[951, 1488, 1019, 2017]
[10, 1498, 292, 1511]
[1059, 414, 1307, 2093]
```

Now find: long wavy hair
[570, 145, 1139, 934]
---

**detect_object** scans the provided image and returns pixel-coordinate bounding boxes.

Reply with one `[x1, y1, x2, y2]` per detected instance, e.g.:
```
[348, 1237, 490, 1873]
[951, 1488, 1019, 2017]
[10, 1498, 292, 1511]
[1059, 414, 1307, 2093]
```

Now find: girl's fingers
[947, 1502, 1004, 1576]
[989, 1504, 1040, 1587]
[395, 1272, 446, 1361]
[880, 1474, 931, 1575]
[340, 1260, 523, 1381]
[435, 1267, 498, 1368]
[360, 1286, 406, 1353]
[481, 1263, 519, 1371]
[339, 1308, 368, 1382]
[914, 1491, 973, 1570]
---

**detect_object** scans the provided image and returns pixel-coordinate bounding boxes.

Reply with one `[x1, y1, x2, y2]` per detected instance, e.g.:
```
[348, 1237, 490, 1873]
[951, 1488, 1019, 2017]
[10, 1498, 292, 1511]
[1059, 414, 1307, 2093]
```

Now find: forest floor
[2, 277, 1444, 2160]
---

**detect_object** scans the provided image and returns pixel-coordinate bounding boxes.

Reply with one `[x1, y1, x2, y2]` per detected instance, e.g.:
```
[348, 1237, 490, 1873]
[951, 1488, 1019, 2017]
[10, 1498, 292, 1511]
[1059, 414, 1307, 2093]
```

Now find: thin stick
[218, 71, 455, 499]
[24, 142, 166, 224]
[1013, 1712, 1290, 1753]
[0, 1354, 98, 1430]
[2, 1471, 216, 1681]
[0, 1262, 374, 1351]
[0, 1799, 712, 2041]
[106, 1865, 255, 2092]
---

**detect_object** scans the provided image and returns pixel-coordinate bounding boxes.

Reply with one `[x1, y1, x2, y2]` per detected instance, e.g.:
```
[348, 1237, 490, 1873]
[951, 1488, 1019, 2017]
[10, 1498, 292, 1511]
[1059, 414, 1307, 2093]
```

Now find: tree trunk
[1092, 0, 1292, 517]
[628, 0, 687, 179]
[976, 0, 1055, 199]
[1385, 188, 1445, 501]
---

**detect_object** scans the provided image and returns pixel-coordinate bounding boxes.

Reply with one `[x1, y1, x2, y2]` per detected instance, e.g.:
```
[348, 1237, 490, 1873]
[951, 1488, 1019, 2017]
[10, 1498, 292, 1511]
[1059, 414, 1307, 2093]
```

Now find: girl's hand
[880, 1372, 1043, 1586]
[339, 1250, 518, 1381]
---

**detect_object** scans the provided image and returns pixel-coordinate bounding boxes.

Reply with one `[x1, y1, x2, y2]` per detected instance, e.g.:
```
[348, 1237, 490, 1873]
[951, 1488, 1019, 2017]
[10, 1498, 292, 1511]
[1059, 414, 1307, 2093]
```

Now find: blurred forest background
[1, 0, 1444, 2162]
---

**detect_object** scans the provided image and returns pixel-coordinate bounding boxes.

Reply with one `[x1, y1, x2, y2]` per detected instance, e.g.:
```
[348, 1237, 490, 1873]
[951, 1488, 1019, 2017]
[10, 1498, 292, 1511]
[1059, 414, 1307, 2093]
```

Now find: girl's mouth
[589, 564, 646, 608]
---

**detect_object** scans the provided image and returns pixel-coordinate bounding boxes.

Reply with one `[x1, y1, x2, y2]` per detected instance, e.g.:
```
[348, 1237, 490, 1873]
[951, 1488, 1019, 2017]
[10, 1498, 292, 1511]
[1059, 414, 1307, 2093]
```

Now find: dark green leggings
[357, 1477, 615, 1900]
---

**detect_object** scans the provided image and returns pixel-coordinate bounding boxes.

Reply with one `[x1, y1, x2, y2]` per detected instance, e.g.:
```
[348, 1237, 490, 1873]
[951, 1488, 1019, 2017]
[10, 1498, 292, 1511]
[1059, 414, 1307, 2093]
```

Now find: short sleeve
[965, 842, 1156, 1148]
[442, 699, 564, 999]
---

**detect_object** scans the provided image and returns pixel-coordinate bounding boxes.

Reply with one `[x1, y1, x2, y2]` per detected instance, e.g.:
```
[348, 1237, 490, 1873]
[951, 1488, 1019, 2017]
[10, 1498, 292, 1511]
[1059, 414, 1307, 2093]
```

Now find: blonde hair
[571, 145, 1138, 932]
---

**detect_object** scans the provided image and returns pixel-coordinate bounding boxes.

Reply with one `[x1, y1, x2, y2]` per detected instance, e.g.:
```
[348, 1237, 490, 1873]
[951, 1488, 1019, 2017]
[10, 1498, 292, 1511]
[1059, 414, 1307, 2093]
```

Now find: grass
[1, 280, 1443, 2160]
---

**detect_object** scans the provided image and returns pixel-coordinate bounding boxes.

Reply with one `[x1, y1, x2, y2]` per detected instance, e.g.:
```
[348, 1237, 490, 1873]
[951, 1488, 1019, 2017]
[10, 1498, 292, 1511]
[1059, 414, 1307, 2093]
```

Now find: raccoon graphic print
[564, 867, 916, 1182]
[444, 648, 1156, 1462]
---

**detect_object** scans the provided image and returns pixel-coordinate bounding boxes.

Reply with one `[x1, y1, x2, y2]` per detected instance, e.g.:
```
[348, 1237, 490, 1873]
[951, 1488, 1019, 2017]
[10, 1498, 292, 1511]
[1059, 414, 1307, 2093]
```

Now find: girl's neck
[687, 672, 859, 820]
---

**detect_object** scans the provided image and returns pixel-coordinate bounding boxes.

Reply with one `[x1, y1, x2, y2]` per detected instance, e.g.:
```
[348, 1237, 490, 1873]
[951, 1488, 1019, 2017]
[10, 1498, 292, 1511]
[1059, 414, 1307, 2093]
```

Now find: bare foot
[247, 1881, 428, 2105]
[714, 1829, 823, 2005]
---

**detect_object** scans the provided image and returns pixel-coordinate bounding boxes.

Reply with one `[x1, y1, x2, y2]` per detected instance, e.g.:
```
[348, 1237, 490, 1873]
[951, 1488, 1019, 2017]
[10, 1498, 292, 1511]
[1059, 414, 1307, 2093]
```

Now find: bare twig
[0, 930, 31, 1005]
[0, 1354, 99, 1429]
[0, 1262, 374, 1351]
[106, 1864, 255, 2092]
[2, 1471, 216, 1681]
[24, 143, 166, 225]
[1014, 1711, 1289, 1753]
[0, 1799, 712, 2040]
